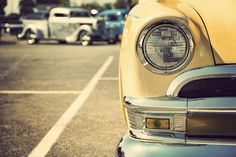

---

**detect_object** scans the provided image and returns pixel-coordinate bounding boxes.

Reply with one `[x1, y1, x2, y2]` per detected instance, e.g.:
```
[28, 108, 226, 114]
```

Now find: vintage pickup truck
[117, 0, 236, 156]
[18, 8, 117, 46]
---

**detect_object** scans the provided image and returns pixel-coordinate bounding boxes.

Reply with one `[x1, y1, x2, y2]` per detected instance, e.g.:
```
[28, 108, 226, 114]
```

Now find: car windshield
[107, 14, 119, 21]
[96, 11, 126, 22]
[70, 11, 91, 18]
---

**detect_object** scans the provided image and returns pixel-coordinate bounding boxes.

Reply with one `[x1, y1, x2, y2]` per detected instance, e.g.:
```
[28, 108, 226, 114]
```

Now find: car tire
[107, 38, 117, 45]
[26, 30, 38, 45]
[79, 30, 92, 46]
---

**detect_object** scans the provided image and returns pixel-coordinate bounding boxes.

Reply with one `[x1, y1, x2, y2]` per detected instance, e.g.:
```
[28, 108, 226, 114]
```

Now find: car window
[70, 11, 91, 18]
[54, 13, 68, 17]
[23, 13, 49, 20]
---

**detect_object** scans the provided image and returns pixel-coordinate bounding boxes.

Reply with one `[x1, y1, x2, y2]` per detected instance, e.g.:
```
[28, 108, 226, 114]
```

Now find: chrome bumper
[124, 96, 236, 144]
[117, 65, 236, 156]
[124, 96, 187, 143]
[116, 134, 236, 157]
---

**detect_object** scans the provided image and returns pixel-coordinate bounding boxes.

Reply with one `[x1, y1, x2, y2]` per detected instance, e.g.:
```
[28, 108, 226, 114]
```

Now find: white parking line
[100, 77, 118, 81]
[28, 56, 114, 157]
[0, 90, 82, 94]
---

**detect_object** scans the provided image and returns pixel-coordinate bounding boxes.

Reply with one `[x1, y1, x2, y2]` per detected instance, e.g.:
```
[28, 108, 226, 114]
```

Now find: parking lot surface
[0, 35, 126, 157]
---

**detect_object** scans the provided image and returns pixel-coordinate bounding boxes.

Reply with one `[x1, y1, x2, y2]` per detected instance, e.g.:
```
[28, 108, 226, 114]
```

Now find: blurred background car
[96, 9, 128, 42]
[18, 7, 118, 45]
[2, 13, 23, 36]
[1, 0, 137, 45]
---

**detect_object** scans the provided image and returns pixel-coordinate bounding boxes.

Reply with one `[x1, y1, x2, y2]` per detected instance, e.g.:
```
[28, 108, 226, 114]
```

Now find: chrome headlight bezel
[137, 19, 195, 74]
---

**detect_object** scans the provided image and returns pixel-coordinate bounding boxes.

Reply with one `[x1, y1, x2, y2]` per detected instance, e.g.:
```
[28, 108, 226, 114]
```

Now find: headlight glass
[137, 20, 194, 74]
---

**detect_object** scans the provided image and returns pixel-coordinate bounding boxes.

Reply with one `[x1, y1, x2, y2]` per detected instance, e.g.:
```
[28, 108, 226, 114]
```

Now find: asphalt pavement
[0, 34, 126, 157]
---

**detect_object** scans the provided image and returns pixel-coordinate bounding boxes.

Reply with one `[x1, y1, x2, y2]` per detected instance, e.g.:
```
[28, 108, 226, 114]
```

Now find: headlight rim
[137, 19, 195, 75]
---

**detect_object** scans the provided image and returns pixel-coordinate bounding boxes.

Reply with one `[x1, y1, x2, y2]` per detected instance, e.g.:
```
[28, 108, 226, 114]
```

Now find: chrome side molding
[188, 97, 236, 111]
[124, 96, 187, 112]
[166, 65, 236, 97]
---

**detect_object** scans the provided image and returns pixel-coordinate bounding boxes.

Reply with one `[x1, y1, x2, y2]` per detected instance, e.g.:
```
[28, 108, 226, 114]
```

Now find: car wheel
[79, 30, 92, 46]
[26, 30, 38, 45]
[107, 38, 117, 45]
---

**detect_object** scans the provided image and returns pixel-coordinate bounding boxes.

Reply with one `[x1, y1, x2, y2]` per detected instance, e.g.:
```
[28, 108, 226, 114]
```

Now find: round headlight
[137, 20, 194, 74]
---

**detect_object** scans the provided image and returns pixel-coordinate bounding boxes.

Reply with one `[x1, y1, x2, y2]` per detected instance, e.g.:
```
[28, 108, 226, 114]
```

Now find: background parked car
[3, 14, 23, 36]
[96, 9, 128, 42]
[18, 7, 118, 46]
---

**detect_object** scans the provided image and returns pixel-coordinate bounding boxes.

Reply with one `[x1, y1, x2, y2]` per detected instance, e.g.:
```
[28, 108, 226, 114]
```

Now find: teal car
[96, 9, 128, 43]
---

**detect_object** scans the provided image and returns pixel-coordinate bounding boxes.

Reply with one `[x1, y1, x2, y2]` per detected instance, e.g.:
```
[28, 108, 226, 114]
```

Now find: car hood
[183, 0, 236, 64]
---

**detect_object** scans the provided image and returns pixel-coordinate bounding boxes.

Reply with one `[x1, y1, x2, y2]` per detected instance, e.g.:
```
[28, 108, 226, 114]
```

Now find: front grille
[126, 110, 145, 130]
[178, 78, 236, 98]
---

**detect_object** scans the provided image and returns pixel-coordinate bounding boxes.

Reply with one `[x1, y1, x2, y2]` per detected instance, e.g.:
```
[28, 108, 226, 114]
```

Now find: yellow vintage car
[117, 0, 236, 156]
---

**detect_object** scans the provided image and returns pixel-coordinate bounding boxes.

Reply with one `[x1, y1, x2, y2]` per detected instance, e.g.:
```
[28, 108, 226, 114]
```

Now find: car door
[48, 11, 70, 39]
[68, 10, 94, 32]
[105, 14, 120, 38]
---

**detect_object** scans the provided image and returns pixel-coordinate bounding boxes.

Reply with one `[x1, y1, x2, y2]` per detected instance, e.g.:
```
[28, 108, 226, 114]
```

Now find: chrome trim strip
[188, 110, 236, 113]
[129, 129, 186, 143]
[188, 97, 236, 110]
[187, 140, 236, 146]
[124, 96, 187, 112]
[166, 65, 236, 97]
[129, 134, 236, 146]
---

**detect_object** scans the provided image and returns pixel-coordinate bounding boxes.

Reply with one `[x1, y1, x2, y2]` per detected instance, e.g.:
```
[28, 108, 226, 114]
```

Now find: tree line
[0, 0, 138, 16]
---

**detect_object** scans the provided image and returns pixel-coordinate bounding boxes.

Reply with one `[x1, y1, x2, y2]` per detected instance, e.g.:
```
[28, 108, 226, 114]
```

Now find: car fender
[18, 24, 44, 39]
[120, 1, 215, 98]
[78, 24, 93, 34]
[65, 24, 93, 43]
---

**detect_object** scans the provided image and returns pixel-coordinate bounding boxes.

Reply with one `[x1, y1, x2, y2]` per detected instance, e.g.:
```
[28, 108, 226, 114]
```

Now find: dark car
[3, 14, 23, 36]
